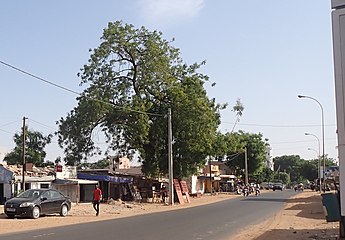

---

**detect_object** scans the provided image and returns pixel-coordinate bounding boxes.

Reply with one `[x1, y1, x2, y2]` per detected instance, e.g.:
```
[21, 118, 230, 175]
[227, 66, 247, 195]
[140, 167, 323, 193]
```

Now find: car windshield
[17, 190, 42, 199]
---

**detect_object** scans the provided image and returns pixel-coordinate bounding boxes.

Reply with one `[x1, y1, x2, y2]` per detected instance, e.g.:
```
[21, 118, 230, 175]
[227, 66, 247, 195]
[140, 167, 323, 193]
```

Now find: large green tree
[224, 131, 268, 176]
[57, 21, 223, 178]
[273, 155, 302, 182]
[4, 126, 52, 166]
[273, 154, 337, 183]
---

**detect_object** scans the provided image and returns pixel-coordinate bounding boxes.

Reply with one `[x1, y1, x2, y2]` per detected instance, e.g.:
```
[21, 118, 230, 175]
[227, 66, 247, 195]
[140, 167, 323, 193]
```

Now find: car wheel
[6, 214, 15, 219]
[31, 206, 40, 219]
[60, 204, 68, 217]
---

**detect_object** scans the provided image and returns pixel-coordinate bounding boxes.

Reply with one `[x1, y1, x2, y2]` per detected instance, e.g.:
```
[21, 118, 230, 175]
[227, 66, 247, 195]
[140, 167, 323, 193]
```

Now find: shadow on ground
[253, 228, 338, 240]
[251, 192, 339, 240]
[286, 194, 326, 220]
[242, 194, 326, 221]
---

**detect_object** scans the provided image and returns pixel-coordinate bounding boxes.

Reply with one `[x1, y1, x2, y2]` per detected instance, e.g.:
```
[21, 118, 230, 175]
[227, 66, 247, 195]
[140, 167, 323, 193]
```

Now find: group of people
[92, 182, 263, 216]
[236, 183, 261, 197]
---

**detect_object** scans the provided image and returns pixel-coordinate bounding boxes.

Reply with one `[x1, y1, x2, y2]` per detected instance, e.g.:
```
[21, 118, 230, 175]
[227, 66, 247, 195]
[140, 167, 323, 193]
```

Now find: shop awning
[53, 178, 98, 185]
[219, 174, 237, 179]
[198, 175, 221, 181]
[77, 173, 133, 183]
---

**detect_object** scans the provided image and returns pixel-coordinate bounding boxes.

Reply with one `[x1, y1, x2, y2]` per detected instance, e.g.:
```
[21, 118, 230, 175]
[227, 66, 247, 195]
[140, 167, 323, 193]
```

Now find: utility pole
[209, 157, 213, 195]
[22, 116, 27, 191]
[244, 147, 248, 185]
[168, 108, 174, 205]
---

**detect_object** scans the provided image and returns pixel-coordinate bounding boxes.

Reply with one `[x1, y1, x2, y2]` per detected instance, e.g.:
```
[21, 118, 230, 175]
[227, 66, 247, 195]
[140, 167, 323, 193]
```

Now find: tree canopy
[4, 126, 52, 166]
[224, 131, 268, 177]
[57, 21, 224, 178]
[272, 154, 336, 183]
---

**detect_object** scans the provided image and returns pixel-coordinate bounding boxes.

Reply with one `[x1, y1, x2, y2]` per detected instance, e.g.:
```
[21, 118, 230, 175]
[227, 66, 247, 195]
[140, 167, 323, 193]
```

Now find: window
[40, 184, 49, 189]
[41, 191, 51, 199]
[24, 183, 31, 190]
[50, 190, 63, 198]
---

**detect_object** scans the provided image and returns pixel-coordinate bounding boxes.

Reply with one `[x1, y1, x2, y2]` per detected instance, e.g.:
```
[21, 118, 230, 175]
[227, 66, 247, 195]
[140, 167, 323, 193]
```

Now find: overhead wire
[0, 60, 338, 159]
[0, 120, 22, 128]
[0, 60, 164, 117]
[221, 121, 335, 128]
[28, 118, 115, 146]
[0, 128, 15, 135]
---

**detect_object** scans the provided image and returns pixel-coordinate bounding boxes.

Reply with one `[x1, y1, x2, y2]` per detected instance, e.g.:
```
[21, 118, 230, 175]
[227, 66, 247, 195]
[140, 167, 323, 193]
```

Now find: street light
[305, 132, 322, 192]
[298, 95, 326, 192]
[307, 147, 321, 191]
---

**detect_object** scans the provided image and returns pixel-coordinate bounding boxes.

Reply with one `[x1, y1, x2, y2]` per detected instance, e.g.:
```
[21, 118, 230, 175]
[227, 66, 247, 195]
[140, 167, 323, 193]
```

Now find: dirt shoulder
[0, 190, 339, 239]
[233, 190, 339, 240]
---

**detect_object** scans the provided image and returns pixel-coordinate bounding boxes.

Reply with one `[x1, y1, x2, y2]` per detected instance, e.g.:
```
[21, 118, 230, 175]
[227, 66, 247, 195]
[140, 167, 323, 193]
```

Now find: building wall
[3, 183, 11, 202]
[56, 166, 77, 179]
[29, 182, 52, 189]
[53, 185, 79, 203]
[188, 176, 205, 194]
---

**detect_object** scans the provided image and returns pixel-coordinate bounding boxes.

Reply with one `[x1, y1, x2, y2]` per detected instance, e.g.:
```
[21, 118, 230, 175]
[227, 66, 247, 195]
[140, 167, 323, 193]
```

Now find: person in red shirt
[93, 185, 102, 216]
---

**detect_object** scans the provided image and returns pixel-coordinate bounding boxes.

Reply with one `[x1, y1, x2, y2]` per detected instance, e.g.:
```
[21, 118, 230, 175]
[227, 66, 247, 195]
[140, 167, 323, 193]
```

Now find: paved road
[0, 190, 297, 240]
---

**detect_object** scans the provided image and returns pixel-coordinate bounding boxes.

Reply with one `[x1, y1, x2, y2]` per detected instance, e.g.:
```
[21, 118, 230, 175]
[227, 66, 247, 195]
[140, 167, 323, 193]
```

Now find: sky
[0, 0, 338, 164]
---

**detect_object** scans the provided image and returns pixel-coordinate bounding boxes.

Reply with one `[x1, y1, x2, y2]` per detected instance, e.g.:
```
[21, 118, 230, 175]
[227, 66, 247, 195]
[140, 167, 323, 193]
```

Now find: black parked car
[4, 189, 71, 219]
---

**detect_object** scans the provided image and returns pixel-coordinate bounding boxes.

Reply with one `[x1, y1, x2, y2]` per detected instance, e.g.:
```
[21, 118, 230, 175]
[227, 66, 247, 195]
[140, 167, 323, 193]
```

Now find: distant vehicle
[4, 189, 71, 219]
[272, 183, 284, 191]
[262, 183, 273, 190]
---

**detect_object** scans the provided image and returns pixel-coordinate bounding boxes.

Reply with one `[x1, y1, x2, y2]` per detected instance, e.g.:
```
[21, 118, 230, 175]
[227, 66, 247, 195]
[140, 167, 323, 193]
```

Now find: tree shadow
[285, 194, 327, 220]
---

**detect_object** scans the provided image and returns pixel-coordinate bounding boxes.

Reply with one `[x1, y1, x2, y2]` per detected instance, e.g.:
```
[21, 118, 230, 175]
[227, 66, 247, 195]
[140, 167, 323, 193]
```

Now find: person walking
[93, 185, 102, 216]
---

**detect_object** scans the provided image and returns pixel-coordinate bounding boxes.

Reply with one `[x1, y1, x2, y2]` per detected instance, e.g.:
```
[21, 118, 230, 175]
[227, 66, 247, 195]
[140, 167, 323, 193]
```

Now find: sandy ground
[0, 190, 340, 239]
[232, 190, 339, 240]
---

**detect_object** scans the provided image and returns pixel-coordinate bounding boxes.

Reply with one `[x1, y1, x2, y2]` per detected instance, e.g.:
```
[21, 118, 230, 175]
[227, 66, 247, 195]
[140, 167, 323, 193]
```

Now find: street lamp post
[307, 147, 321, 191]
[298, 95, 326, 192]
[305, 132, 322, 192]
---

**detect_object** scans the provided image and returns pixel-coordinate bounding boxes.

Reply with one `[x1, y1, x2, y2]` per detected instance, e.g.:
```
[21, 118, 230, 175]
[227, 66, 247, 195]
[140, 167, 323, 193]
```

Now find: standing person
[161, 185, 167, 204]
[93, 185, 102, 216]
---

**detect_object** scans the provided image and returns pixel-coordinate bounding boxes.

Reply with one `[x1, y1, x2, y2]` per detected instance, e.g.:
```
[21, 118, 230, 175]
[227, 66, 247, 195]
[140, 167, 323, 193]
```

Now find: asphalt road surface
[0, 190, 297, 240]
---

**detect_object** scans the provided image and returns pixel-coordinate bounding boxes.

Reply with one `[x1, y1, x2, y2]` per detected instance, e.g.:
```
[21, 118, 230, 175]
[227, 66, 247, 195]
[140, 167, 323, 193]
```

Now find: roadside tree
[57, 21, 223, 178]
[4, 126, 52, 166]
[224, 131, 268, 176]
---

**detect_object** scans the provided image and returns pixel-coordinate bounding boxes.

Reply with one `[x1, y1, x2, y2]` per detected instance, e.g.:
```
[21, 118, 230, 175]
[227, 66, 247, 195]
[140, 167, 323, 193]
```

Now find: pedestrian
[161, 185, 167, 204]
[93, 184, 102, 216]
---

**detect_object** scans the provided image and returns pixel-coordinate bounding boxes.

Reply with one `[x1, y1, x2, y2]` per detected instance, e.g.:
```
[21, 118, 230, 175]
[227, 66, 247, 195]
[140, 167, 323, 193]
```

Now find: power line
[221, 121, 335, 128]
[0, 120, 21, 128]
[28, 119, 58, 132]
[0, 60, 80, 95]
[0, 60, 164, 117]
[227, 152, 243, 162]
[270, 137, 336, 145]
[0, 128, 15, 135]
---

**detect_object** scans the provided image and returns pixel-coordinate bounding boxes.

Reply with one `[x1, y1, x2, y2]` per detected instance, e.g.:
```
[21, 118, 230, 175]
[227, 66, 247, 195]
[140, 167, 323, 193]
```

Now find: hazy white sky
[0, 1, 338, 163]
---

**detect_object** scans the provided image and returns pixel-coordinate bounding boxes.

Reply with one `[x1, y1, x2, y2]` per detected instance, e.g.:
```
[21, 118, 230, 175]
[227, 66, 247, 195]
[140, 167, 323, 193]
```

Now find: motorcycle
[242, 186, 249, 197]
[235, 186, 241, 195]
[255, 187, 261, 196]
